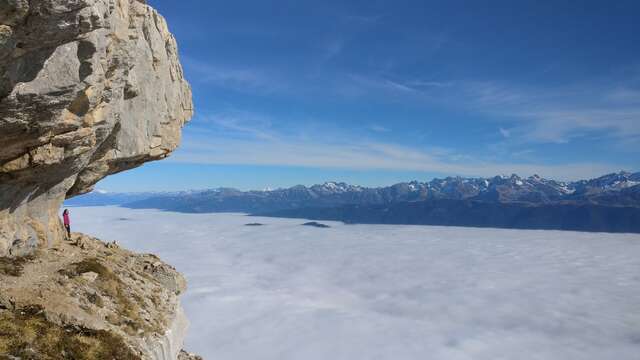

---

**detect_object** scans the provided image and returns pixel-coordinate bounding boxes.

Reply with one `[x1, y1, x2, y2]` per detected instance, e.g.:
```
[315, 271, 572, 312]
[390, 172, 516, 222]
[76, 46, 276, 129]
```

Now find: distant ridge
[67, 171, 640, 233]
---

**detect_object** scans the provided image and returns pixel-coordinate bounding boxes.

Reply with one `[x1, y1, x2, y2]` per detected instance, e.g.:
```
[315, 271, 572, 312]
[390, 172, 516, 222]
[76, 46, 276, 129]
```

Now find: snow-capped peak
[324, 182, 338, 189]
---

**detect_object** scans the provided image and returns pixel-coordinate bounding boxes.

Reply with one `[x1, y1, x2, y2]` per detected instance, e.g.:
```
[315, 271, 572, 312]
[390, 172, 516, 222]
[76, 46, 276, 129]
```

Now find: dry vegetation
[0, 305, 140, 360]
[0, 254, 36, 277]
[60, 257, 165, 335]
[0, 234, 186, 359]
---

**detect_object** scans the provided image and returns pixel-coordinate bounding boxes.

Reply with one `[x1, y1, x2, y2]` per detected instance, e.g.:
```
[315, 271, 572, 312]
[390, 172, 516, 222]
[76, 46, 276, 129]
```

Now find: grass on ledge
[59, 257, 164, 336]
[0, 305, 141, 360]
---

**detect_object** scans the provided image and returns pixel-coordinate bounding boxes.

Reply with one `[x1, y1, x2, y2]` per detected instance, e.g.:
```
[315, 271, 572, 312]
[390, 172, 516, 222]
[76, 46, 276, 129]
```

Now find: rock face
[0, 234, 193, 359]
[0, 0, 193, 256]
[0, 1, 197, 357]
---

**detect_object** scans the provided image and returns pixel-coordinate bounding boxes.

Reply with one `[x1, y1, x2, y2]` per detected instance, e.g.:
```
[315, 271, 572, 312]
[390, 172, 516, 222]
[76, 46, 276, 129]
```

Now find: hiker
[63, 209, 71, 239]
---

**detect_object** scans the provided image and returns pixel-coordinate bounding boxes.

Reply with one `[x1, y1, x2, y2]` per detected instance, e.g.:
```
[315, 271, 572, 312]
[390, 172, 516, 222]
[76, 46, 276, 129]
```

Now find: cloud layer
[73, 207, 640, 360]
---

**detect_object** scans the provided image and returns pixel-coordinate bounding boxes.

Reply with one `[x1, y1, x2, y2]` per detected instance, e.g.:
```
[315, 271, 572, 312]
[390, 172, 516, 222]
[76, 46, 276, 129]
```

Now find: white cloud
[449, 81, 640, 144]
[183, 52, 640, 151]
[607, 88, 640, 103]
[407, 80, 454, 88]
[513, 108, 640, 143]
[74, 207, 640, 360]
[347, 76, 640, 145]
[369, 124, 390, 133]
[182, 49, 640, 149]
[178, 57, 639, 175]
[322, 39, 344, 61]
[343, 14, 383, 24]
[347, 74, 419, 95]
[174, 114, 623, 181]
[197, 111, 277, 141]
[183, 57, 286, 94]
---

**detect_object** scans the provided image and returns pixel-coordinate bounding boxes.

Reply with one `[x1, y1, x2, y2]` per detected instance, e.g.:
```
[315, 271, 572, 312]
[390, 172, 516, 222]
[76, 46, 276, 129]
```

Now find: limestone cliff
[1, 0, 197, 358]
[0, 0, 193, 256]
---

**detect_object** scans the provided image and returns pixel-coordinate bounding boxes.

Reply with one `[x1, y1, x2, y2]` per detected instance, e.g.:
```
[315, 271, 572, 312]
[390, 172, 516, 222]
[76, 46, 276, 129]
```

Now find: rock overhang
[0, 0, 193, 256]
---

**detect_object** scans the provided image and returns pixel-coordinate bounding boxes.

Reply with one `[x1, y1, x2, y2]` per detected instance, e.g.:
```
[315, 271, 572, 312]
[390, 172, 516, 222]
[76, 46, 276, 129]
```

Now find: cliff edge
[1, 234, 201, 359]
[1, 0, 197, 358]
[0, 0, 193, 256]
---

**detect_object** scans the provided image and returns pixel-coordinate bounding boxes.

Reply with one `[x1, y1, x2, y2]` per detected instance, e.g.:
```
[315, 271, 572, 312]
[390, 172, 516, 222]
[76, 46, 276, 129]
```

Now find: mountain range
[66, 171, 640, 233]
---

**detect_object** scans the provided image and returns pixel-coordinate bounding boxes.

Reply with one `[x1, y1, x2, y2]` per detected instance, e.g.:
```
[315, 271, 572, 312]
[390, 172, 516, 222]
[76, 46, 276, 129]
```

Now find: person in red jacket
[62, 209, 71, 239]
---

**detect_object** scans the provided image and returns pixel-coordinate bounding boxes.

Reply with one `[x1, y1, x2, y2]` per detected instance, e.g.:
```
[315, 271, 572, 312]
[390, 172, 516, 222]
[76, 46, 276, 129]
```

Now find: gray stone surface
[0, 0, 193, 256]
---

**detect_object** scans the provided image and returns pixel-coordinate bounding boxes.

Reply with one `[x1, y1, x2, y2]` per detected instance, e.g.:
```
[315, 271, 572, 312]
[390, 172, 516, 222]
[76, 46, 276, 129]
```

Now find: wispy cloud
[514, 108, 640, 143]
[606, 87, 640, 103]
[347, 74, 420, 95]
[197, 111, 277, 141]
[345, 74, 640, 146]
[369, 124, 390, 133]
[343, 14, 383, 25]
[499, 127, 511, 138]
[184, 56, 640, 147]
[183, 57, 286, 94]
[173, 112, 626, 181]
[455, 81, 640, 144]
[322, 39, 344, 61]
[407, 80, 455, 88]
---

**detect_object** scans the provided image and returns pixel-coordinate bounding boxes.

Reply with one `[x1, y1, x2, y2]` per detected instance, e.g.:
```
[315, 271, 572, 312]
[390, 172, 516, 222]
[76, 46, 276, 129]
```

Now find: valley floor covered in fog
[72, 206, 640, 360]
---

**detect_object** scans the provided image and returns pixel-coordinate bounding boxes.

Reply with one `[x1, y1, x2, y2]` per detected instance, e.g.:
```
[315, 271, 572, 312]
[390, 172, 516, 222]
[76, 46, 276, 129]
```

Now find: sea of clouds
[71, 206, 640, 360]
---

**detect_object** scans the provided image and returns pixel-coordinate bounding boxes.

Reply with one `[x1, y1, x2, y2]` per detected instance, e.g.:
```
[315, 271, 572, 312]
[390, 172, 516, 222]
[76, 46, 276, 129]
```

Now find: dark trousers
[64, 224, 71, 239]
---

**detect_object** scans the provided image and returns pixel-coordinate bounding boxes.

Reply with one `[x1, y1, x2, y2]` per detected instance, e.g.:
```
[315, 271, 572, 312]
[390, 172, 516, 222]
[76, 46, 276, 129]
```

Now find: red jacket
[63, 212, 70, 226]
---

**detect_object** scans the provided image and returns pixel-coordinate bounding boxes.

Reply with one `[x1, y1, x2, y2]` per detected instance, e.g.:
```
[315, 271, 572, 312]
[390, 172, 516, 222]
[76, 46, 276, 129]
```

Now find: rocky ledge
[0, 233, 199, 359]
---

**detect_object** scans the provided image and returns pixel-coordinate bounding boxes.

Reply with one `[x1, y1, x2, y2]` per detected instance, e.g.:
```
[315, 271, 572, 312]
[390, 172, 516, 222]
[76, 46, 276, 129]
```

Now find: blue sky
[99, 0, 640, 192]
